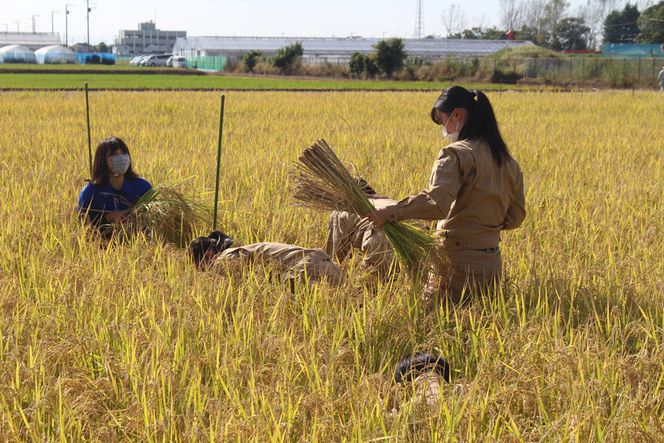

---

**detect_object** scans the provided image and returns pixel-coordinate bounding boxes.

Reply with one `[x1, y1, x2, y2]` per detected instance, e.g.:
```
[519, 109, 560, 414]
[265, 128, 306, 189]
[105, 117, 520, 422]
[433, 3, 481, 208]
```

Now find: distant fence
[488, 57, 664, 88]
[185, 56, 226, 71]
[115, 56, 134, 65]
[153, 53, 664, 88]
[600, 43, 664, 58]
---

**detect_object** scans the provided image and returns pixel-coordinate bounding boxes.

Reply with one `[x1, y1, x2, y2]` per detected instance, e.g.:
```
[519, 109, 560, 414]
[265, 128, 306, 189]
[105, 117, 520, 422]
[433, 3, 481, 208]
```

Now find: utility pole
[31, 15, 39, 34]
[86, 0, 91, 47]
[51, 10, 60, 35]
[65, 4, 73, 47]
[415, 0, 424, 39]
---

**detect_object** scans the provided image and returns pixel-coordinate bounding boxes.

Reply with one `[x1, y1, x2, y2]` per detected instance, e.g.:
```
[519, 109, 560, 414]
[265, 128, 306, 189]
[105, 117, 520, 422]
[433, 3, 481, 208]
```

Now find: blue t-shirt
[78, 177, 152, 225]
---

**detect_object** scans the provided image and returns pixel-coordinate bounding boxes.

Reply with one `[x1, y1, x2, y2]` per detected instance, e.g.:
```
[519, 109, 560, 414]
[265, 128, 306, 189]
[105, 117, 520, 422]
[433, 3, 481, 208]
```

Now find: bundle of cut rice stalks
[291, 139, 440, 277]
[126, 185, 209, 247]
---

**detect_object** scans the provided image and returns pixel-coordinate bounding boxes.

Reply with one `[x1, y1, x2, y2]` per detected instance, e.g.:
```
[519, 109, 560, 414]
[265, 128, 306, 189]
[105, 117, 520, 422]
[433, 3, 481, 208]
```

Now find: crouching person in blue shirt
[78, 136, 152, 232]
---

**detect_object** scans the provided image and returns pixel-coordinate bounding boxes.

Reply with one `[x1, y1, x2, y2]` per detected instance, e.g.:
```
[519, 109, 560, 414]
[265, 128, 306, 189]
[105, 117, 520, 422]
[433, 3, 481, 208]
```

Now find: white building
[173, 36, 533, 65]
[113, 21, 186, 56]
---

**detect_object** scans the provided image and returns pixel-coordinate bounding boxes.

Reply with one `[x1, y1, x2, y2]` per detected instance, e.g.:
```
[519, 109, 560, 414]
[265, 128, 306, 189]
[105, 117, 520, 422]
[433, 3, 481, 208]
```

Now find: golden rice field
[0, 90, 663, 441]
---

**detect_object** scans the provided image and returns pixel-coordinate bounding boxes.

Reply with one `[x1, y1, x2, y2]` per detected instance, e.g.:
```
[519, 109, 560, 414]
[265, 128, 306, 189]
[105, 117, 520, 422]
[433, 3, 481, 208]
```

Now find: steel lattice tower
[415, 0, 424, 39]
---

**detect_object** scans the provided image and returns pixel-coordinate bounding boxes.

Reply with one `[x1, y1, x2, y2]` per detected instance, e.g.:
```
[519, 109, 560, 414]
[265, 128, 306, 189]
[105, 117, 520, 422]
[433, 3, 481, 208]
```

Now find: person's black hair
[188, 237, 218, 267]
[208, 231, 234, 251]
[431, 86, 512, 166]
[394, 352, 450, 383]
[188, 231, 235, 267]
[91, 136, 139, 186]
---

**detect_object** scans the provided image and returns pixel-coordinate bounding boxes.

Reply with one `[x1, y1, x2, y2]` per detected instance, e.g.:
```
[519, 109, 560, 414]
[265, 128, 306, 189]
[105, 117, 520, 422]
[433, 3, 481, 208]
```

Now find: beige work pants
[290, 250, 346, 287]
[423, 247, 502, 306]
[325, 210, 394, 275]
[218, 250, 345, 288]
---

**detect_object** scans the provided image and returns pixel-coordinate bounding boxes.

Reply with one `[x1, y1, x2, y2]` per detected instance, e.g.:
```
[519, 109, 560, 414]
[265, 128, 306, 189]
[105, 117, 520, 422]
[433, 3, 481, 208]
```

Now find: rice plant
[126, 185, 209, 247]
[0, 90, 662, 441]
[291, 139, 440, 277]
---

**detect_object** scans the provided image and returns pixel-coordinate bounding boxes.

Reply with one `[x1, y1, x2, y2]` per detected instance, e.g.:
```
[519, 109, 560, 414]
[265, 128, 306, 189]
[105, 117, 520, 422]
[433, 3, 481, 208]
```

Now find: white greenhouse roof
[174, 36, 532, 57]
[0, 44, 37, 64]
[0, 33, 61, 50]
[35, 45, 76, 64]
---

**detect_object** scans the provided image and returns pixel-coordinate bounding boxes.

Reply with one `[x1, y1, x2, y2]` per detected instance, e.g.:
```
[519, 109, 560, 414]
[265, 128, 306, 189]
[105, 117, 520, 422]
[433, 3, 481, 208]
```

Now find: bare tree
[522, 0, 548, 35]
[474, 14, 490, 30]
[579, 0, 618, 50]
[542, 0, 570, 44]
[500, 0, 523, 30]
[636, 0, 655, 9]
[441, 4, 467, 37]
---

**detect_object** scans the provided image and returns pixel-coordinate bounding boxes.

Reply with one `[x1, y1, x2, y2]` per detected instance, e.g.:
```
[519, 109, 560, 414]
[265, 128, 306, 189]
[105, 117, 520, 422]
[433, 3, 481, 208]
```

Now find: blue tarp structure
[75, 52, 116, 65]
[601, 44, 664, 58]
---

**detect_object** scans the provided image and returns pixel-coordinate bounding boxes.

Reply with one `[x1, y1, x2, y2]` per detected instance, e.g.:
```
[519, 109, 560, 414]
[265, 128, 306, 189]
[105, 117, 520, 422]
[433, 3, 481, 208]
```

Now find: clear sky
[3, 0, 601, 45]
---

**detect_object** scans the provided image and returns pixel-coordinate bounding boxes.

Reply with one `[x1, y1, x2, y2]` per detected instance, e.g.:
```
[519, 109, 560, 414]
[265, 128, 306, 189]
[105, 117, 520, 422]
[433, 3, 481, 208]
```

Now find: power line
[603, 16, 664, 28]
[603, 20, 639, 28]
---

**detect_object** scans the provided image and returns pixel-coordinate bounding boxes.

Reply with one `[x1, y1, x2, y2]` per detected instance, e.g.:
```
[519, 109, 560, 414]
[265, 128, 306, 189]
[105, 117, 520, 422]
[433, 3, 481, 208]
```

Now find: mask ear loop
[446, 108, 460, 134]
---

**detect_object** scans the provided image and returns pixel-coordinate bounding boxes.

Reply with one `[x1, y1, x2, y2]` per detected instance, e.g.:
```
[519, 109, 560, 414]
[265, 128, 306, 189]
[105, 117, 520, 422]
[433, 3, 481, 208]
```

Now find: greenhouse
[173, 36, 533, 65]
[0, 45, 37, 64]
[0, 33, 60, 51]
[35, 45, 77, 64]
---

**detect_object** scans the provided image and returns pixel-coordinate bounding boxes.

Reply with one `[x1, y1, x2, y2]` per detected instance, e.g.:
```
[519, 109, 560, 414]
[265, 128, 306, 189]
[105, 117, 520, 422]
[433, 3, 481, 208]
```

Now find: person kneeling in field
[365, 87, 526, 305]
[78, 136, 152, 235]
[393, 352, 450, 410]
[189, 231, 345, 287]
[325, 178, 396, 276]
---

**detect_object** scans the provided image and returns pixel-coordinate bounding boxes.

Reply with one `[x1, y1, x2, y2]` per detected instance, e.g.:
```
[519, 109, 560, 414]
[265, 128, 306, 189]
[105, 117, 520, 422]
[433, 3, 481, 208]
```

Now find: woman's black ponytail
[432, 86, 512, 166]
[470, 90, 511, 165]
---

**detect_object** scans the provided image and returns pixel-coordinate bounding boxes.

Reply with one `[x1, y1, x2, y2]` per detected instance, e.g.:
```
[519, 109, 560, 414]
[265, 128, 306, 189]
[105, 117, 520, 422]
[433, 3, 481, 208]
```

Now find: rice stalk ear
[290, 139, 442, 278]
[126, 185, 209, 248]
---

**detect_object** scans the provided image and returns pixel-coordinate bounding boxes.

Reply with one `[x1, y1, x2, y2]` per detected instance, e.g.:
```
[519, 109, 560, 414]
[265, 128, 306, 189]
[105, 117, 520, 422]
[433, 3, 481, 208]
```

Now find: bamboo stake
[213, 94, 225, 231]
[84, 82, 92, 177]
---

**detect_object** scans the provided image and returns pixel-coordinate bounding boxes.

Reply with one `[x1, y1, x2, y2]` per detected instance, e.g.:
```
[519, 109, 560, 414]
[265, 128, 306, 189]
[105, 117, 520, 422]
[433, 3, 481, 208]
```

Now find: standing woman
[78, 136, 152, 228]
[367, 86, 526, 304]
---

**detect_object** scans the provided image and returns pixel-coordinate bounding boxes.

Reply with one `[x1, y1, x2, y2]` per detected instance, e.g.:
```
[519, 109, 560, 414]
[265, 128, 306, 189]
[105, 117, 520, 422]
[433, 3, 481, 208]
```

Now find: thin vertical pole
[213, 94, 226, 231]
[86, 0, 90, 47]
[653, 58, 657, 91]
[581, 57, 585, 89]
[85, 82, 92, 177]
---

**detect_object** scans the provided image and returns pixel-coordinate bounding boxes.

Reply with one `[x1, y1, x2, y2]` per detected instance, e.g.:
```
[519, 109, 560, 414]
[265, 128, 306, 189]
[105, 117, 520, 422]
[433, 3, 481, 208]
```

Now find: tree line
[445, 0, 664, 51]
[237, 39, 408, 79]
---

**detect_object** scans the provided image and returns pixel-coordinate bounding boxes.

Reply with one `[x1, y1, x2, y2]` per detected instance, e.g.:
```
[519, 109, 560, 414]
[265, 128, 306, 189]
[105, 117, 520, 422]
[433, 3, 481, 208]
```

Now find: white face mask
[442, 113, 460, 143]
[110, 153, 130, 175]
